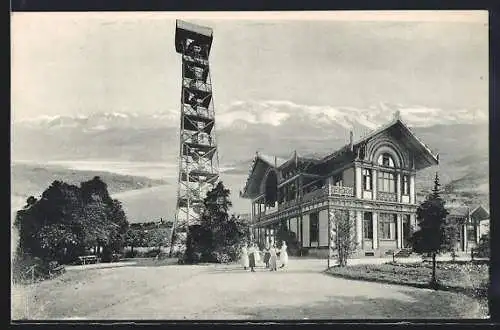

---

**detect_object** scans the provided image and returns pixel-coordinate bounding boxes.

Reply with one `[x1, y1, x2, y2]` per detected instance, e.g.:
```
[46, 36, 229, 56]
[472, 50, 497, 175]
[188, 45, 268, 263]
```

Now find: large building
[240, 112, 440, 257]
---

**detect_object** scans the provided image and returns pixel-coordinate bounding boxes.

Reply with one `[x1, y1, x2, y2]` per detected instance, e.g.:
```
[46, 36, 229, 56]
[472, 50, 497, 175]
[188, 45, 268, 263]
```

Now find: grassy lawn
[326, 260, 489, 318]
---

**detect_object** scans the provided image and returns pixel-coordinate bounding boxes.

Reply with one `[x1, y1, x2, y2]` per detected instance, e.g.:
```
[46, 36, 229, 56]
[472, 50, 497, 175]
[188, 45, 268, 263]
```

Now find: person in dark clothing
[263, 242, 271, 268]
[248, 243, 257, 272]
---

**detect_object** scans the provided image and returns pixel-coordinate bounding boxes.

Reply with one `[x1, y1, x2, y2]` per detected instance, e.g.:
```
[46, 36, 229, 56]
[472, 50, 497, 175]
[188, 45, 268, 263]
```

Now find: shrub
[12, 253, 51, 284]
[211, 251, 231, 264]
[144, 248, 162, 258]
[124, 250, 138, 258]
[476, 234, 490, 258]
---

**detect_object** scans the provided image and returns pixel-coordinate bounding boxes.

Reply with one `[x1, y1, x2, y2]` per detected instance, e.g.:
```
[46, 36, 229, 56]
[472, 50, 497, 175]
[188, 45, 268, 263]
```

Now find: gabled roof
[240, 151, 322, 199]
[278, 151, 322, 170]
[446, 204, 490, 221]
[240, 152, 285, 199]
[471, 205, 490, 221]
[352, 116, 439, 171]
[257, 153, 289, 168]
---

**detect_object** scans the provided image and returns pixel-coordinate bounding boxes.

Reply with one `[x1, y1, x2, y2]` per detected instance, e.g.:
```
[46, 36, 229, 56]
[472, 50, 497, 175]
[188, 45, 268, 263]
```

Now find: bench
[78, 255, 99, 265]
[49, 264, 66, 277]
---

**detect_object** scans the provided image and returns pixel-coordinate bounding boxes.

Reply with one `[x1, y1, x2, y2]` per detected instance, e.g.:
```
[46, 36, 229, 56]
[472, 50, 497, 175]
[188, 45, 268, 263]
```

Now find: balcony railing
[377, 191, 397, 202]
[256, 184, 355, 221]
[329, 185, 354, 197]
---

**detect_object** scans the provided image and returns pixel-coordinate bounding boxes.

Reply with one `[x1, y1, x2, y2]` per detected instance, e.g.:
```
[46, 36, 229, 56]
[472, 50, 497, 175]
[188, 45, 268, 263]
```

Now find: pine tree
[410, 172, 450, 287]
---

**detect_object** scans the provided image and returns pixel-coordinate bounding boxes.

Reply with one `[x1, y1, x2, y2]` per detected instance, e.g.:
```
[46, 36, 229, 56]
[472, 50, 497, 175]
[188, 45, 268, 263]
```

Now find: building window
[363, 212, 373, 239]
[378, 153, 395, 167]
[332, 174, 343, 186]
[310, 212, 319, 243]
[402, 175, 409, 195]
[363, 169, 372, 191]
[378, 171, 396, 193]
[380, 213, 397, 240]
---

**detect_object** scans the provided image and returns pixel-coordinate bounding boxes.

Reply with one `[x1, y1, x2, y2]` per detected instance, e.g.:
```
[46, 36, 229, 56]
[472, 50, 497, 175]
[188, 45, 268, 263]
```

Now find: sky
[11, 11, 488, 122]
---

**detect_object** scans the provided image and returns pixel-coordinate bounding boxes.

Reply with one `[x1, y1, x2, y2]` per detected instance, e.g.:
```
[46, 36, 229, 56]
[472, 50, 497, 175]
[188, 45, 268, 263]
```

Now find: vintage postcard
[11, 11, 489, 320]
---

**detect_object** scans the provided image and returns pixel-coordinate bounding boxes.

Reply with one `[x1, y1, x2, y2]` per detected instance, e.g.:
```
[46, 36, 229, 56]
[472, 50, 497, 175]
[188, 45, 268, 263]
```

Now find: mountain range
[11, 100, 490, 220]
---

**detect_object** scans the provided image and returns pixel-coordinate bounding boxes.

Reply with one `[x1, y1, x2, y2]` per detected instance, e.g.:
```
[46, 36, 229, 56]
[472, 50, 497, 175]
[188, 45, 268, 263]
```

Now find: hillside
[11, 163, 168, 215]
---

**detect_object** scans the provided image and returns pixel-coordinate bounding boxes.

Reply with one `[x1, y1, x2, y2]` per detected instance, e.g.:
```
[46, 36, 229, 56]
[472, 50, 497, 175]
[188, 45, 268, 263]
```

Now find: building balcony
[255, 184, 355, 222]
[377, 191, 397, 202]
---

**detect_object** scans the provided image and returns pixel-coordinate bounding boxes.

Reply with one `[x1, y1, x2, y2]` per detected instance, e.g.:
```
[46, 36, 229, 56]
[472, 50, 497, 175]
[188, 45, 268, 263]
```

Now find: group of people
[240, 241, 289, 272]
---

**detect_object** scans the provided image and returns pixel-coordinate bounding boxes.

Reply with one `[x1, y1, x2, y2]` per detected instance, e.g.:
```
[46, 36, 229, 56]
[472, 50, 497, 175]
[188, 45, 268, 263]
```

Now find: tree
[443, 216, 462, 262]
[476, 234, 490, 258]
[410, 172, 450, 287]
[183, 182, 248, 263]
[124, 229, 143, 254]
[14, 177, 129, 268]
[330, 209, 357, 267]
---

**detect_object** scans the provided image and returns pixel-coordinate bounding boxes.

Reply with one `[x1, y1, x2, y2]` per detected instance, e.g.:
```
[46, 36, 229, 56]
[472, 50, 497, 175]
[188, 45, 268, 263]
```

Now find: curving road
[12, 258, 482, 320]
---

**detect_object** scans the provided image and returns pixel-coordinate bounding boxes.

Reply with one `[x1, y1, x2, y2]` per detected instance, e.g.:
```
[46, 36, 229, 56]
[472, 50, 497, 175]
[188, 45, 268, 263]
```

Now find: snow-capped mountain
[13, 100, 487, 132]
[11, 100, 488, 172]
[15, 110, 179, 131]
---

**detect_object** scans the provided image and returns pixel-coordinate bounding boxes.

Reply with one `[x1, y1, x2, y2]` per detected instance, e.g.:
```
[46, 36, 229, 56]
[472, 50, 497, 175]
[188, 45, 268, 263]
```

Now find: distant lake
[12, 159, 236, 181]
[11, 159, 249, 220]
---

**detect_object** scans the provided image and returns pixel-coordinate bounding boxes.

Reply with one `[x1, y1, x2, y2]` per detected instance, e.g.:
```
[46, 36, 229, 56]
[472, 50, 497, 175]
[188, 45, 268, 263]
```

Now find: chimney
[394, 110, 401, 120]
[349, 131, 353, 150]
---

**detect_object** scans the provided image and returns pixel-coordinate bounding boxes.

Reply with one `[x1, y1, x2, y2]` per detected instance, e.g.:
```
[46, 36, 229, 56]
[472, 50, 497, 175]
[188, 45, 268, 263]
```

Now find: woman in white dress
[254, 244, 262, 265]
[280, 241, 289, 269]
[240, 243, 249, 270]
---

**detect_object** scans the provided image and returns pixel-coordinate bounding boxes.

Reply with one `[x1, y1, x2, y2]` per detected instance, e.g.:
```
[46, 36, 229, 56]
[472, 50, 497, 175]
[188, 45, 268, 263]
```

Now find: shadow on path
[237, 289, 482, 320]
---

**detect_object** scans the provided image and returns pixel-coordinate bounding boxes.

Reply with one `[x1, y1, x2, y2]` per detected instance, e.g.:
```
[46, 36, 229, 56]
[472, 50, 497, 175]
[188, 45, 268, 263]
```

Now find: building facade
[240, 113, 439, 257]
[446, 205, 490, 252]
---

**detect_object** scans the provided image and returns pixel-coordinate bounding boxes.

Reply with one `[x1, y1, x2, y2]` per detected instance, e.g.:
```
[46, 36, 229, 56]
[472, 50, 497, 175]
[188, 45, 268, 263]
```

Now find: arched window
[378, 153, 395, 168]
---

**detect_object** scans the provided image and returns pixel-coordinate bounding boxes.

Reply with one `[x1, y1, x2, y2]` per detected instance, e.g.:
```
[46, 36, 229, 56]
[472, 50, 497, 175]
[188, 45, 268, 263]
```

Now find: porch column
[251, 202, 255, 223]
[463, 223, 468, 251]
[372, 212, 378, 249]
[409, 175, 415, 204]
[397, 214, 403, 248]
[356, 210, 363, 248]
[396, 173, 401, 203]
[372, 169, 378, 200]
[355, 166, 362, 199]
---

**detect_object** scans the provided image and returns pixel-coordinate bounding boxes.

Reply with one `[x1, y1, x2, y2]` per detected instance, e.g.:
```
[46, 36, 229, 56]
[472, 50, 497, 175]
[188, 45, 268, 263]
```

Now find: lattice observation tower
[170, 20, 220, 254]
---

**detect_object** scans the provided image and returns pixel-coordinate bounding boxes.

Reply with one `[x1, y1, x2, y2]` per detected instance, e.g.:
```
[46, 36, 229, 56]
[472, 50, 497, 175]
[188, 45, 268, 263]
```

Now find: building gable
[353, 118, 438, 171]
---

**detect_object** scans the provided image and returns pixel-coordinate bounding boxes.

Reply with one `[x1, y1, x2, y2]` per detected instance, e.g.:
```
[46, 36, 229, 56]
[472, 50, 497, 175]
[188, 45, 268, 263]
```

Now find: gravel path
[12, 258, 482, 320]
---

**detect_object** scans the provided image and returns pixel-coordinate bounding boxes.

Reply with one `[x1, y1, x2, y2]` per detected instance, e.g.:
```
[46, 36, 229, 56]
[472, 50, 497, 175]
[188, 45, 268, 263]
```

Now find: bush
[124, 250, 138, 258]
[12, 253, 52, 283]
[476, 235, 490, 258]
[144, 248, 162, 258]
[212, 251, 231, 264]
